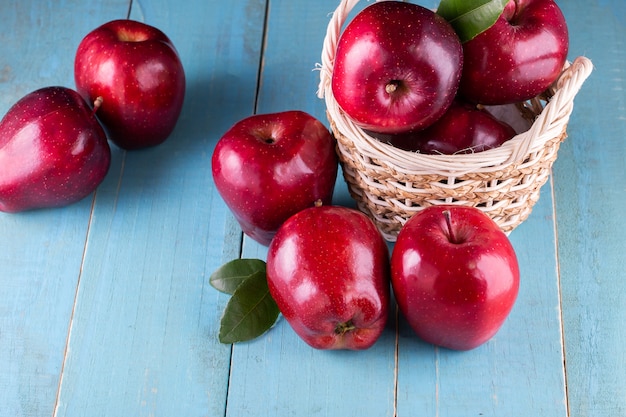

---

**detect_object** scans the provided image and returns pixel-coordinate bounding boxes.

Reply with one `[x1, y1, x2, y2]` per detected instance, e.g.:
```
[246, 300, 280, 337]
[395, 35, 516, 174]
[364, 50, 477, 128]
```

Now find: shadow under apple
[94, 71, 260, 209]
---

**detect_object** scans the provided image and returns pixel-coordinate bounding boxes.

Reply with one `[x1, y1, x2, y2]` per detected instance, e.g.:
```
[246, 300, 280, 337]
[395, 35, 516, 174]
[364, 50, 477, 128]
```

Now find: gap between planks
[549, 168, 572, 417]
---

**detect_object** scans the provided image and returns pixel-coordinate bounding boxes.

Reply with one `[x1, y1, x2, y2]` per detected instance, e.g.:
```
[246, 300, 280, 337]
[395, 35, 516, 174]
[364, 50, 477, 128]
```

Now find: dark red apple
[331, 1, 463, 134]
[211, 111, 338, 246]
[0, 86, 111, 213]
[267, 204, 390, 350]
[372, 101, 517, 154]
[459, 0, 569, 105]
[74, 19, 186, 150]
[391, 205, 520, 350]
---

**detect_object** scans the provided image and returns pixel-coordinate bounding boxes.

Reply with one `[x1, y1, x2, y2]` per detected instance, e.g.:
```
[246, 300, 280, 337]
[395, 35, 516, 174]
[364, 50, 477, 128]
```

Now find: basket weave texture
[317, 0, 593, 241]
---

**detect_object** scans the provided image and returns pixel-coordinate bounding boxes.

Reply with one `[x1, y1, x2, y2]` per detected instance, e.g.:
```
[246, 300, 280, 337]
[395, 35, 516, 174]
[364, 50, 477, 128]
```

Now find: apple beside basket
[317, 0, 594, 242]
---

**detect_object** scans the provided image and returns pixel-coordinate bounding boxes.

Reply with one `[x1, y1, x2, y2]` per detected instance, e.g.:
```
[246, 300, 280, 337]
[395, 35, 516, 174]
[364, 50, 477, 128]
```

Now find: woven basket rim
[316, 0, 594, 177]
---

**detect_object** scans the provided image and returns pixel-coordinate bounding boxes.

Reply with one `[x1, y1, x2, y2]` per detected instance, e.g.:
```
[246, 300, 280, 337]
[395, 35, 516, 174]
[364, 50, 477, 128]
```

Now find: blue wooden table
[1, 1, 624, 416]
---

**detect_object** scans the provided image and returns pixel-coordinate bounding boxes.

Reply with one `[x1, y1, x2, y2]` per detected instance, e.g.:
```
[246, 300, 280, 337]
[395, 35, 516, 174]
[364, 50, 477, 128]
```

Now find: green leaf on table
[218, 270, 280, 344]
[436, 0, 508, 43]
[210, 258, 266, 295]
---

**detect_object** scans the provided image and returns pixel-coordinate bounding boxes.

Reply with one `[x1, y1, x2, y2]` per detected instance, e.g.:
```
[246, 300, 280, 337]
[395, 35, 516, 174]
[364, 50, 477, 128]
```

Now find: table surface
[1, 1, 624, 416]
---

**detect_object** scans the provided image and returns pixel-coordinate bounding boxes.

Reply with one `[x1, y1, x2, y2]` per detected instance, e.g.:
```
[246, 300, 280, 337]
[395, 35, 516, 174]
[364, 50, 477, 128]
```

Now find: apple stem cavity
[116, 29, 150, 43]
[334, 319, 356, 336]
[254, 130, 276, 145]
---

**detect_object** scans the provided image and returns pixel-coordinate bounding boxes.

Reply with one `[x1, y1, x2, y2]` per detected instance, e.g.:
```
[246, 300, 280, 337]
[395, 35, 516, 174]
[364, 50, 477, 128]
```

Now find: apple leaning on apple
[391, 205, 520, 350]
[371, 100, 517, 154]
[74, 19, 186, 150]
[0, 86, 111, 213]
[459, 0, 569, 105]
[211, 111, 338, 246]
[267, 204, 390, 350]
[331, 1, 463, 134]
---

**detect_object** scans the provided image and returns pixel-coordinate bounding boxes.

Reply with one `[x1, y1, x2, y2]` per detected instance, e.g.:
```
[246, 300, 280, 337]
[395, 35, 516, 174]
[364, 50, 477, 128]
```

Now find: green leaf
[218, 270, 280, 344]
[437, 0, 508, 43]
[209, 258, 266, 295]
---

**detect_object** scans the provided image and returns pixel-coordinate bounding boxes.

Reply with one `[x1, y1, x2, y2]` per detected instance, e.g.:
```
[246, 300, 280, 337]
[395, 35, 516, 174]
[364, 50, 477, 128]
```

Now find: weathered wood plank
[52, 1, 265, 416]
[555, 1, 626, 415]
[0, 2, 130, 417]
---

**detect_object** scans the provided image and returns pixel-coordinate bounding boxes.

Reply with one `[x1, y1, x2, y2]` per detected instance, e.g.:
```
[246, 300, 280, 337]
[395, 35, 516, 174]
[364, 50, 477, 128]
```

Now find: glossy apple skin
[372, 101, 517, 154]
[267, 205, 390, 350]
[211, 111, 338, 246]
[0, 87, 111, 213]
[331, 1, 463, 134]
[459, 0, 569, 105]
[391, 205, 520, 350]
[74, 19, 186, 150]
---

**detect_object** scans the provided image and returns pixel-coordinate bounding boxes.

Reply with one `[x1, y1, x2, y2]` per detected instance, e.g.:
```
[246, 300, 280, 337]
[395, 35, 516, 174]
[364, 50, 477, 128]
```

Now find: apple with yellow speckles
[391, 205, 520, 350]
[0, 86, 110, 212]
[74, 19, 186, 150]
[267, 204, 390, 350]
[459, 0, 569, 105]
[211, 111, 338, 246]
[331, 1, 463, 133]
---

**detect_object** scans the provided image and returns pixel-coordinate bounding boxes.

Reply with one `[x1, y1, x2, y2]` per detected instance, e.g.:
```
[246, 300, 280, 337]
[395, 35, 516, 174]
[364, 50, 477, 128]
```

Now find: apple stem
[385, 82, 398, 94]
[92, 96, 103, 114]
[314, 199, 323, 208]
[442, 209, 457, 243]
[334, 320, 356, 336]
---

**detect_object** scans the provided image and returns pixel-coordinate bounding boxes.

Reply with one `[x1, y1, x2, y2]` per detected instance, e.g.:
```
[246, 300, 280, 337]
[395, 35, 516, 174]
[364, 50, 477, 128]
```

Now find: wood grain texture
[51, 1, 264, 416]
[0, 2, 129, 416]
[1, 0, 623, 416]
[230, 2, 397, 416]
[555, 1, 626, 416]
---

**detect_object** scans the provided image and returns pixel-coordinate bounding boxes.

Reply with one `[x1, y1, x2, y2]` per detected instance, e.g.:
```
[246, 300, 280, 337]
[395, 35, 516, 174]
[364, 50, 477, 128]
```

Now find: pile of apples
[212, 109, 521, 349]
[331, 0, 569, 154]
[0, 20, 185, 213]
[211, 0, 570, 351]
[0, 1, 569, 351]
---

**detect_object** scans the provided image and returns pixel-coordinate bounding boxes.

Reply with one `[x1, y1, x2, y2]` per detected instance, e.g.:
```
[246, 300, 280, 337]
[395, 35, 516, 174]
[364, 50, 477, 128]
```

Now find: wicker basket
[317, 0, 593, 241]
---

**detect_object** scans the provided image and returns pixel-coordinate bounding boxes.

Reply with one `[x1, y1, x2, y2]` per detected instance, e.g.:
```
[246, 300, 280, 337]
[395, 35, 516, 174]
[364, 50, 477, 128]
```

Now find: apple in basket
[391, 205, 520, 350]
[370, 100, 517, 154]
[331, 1, 463, 134]
[267, 204, 390, 350]
[458, 0, 569, 105]
[0, 87, 111, 213]
[74, 19, 186, 150]
[211, 111, 338, 246]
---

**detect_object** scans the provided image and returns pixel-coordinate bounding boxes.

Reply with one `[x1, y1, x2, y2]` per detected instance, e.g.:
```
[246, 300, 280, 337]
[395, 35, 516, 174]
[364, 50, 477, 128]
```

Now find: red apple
[459, 0, 569, 105]
[0, 86, 111, 213]
[372, 100, 517, 154]
[211, 111, 338, 246]
[267, 204, 390, 350]
[331, 1, 463, 134]
[74, 19, 186, 150]
[390, 205, 520, 350]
